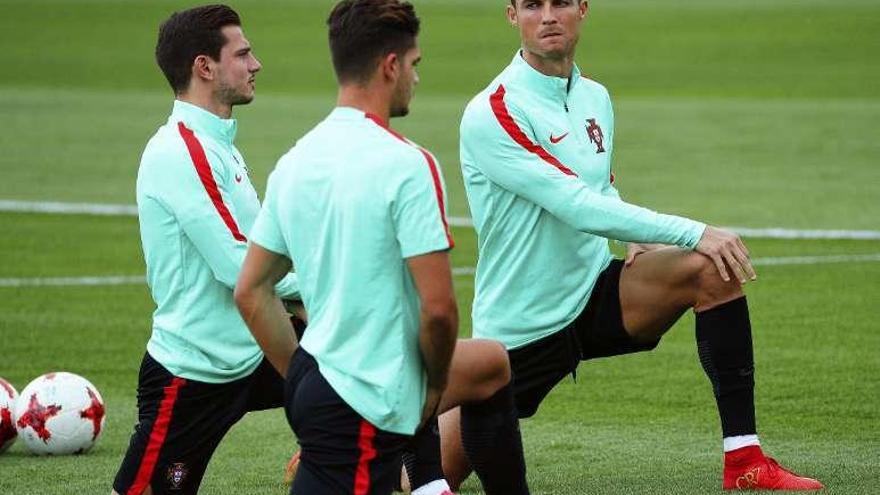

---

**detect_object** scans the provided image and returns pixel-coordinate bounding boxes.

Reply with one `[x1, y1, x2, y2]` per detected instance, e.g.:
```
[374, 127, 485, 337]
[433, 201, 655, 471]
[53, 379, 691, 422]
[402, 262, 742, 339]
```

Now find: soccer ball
[14, 372, 106, 455]
[0, 377, 18, 453]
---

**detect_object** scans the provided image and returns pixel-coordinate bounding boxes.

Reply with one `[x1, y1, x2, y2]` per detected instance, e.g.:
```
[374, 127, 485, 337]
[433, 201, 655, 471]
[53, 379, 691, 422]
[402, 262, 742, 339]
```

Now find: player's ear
[192, 54, 215, 82]
[506, 4, 518, 27]
[380, 52, 400, 83]
[580, 0, 589, 19]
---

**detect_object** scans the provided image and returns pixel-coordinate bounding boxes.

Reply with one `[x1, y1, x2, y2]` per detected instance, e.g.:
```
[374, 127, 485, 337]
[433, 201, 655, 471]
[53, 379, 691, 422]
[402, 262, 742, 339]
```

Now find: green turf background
[1, 1, 878, 493]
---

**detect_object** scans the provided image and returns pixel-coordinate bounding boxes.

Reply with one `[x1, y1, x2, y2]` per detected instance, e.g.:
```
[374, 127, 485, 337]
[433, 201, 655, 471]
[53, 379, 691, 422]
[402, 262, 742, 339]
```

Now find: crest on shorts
[585, 118, 606, 154]
[167, 462, 188, 490]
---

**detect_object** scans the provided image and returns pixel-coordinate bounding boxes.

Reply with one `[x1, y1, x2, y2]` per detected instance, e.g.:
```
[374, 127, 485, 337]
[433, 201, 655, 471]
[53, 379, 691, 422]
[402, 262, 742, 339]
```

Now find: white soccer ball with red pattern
[14, 372, 106, 455]
[0, 377, 18, 453]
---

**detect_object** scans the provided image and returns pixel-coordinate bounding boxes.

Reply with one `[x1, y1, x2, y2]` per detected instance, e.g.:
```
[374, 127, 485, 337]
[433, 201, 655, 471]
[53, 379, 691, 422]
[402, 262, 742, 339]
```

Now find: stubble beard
[390, 84, 412, 118]
[216, 81, 253, 107]
[390, 104, 410, 118]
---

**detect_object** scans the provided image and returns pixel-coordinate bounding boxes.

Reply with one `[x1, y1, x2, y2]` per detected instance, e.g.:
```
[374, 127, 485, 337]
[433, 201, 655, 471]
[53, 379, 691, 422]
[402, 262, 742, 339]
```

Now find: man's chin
[390, 106, 409, 119]
[534, 41, 572, 59]
[230, 92, 255, 106]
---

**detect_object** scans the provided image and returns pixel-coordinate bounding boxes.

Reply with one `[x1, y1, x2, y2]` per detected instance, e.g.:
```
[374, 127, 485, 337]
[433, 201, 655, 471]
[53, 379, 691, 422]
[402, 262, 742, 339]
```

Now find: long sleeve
[158, 145, 298, 297]
[461, 97, 705, 248]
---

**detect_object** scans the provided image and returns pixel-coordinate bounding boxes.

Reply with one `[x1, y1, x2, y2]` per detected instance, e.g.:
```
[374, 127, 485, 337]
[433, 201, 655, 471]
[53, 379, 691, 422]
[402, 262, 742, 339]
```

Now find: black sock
[460, 382, 530, 495]
[695, 296, 757, 438]
[401, 417, 444, 490]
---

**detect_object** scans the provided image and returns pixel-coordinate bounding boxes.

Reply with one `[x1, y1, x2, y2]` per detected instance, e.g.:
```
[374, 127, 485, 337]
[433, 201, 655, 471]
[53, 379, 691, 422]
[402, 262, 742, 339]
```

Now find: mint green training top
[137, 100, 299, 383]
[460, 52, 706, 350]
[250, 108, 454, 435]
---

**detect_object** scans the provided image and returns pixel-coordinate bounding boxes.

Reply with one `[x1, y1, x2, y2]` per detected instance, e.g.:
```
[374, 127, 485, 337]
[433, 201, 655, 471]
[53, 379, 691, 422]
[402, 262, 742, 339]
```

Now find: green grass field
[0, 0, 878, 493]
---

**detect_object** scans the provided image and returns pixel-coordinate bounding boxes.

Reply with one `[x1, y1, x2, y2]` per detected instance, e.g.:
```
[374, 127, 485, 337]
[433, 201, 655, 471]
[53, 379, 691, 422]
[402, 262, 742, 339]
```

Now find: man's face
[509, 0, 587, 60]
[213, 25, 262, 106]
[390, 45, 421, 118]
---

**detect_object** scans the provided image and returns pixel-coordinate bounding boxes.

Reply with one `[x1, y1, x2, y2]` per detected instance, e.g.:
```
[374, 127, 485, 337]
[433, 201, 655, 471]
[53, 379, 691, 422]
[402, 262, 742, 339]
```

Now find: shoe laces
[764, 456, 802, 480]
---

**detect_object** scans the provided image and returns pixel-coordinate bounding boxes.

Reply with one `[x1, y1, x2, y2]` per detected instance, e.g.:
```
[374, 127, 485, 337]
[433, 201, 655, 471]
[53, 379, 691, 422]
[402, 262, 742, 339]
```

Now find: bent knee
[473, 339, 511, 395]
[485, 340, 511, 386]
[691, 253, 744, 305]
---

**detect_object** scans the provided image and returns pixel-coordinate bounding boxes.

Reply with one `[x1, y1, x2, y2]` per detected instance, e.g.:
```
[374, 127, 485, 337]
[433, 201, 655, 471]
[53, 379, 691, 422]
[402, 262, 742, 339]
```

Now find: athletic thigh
[287, 350, 409, 495]
[619, 247, 720, 340]
[569, 259, 660, 360]
[438, 339, 509, 414]
[113, 353, 250, 495]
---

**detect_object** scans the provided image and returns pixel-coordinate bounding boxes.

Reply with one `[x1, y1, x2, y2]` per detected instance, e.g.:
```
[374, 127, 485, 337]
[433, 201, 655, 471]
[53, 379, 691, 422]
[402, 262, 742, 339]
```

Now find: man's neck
[521, 48, 575, 79]
[336, 83, 392, 124]
[177, 92, 232, 119]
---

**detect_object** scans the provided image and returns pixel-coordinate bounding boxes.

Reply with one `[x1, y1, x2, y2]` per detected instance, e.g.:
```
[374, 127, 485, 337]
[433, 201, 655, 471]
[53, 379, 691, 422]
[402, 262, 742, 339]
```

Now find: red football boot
[723, 445, 824, 490]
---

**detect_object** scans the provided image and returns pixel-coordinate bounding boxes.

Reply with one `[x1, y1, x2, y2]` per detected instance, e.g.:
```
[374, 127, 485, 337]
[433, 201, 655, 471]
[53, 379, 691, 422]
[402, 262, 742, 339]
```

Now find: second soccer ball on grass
[14, 372, 105, 455]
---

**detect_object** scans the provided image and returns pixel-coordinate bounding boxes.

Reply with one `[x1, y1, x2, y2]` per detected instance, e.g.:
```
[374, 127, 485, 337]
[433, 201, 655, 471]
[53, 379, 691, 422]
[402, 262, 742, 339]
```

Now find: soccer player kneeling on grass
[235, 1, 530, 494]
[111, 5, 307, 495]
[424, 0, 823, 492]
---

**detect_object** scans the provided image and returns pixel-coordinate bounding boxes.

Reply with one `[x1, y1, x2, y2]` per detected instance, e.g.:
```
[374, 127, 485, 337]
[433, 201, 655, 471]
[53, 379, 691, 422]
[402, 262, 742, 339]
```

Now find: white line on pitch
[3, 200, 879, 241]
[0, 200, 138, 216]
[751, 253, 880, 266]
[452, 267, 475, 276]
[0, 275, 145, 287]
[2, 253, 878, 287]
[727, 227, 880, 241]
[452, 253, 880, 276]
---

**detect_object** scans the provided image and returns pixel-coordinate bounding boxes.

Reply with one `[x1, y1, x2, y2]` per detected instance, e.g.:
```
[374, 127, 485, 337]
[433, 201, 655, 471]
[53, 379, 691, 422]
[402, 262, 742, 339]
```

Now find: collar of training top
[170, 100, 238, 144]
[509, 50, 582, 103]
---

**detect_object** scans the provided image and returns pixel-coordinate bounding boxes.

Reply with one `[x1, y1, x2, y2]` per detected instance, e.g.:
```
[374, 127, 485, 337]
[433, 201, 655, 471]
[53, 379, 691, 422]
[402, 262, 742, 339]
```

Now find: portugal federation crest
[167, 462, 188, 490]
[585, 118, 606, 154]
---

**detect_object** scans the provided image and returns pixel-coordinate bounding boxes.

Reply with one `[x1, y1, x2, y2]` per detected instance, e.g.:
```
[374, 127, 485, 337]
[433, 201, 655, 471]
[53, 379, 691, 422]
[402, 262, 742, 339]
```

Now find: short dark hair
[510, 0, 585, 7]
[327, 0, 420, 84]
[155, 4, 241, 94]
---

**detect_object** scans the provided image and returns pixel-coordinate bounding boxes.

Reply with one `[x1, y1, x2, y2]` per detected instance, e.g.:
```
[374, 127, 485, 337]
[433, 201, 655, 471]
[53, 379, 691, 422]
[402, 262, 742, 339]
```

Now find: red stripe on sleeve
[418, 148, 455, 248]
[489, 85, 578, 177]
[365, 114, 454, 249]
[126, 377, 186, 495]
[353, 420, 378, 495]
[177, 122, 247, 242]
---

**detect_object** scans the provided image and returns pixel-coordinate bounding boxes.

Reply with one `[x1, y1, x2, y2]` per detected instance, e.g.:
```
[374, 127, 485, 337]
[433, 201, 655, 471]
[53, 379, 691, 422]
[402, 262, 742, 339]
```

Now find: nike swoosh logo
[235, 174, 242, 183]
[549, 132, 569, 144]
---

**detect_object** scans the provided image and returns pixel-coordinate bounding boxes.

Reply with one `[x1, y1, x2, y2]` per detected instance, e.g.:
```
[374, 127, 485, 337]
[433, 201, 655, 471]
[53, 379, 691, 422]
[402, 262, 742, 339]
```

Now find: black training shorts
[508, 259, 660, 418]
[285, 349, 409, 495]
[113, 352, 284, 494]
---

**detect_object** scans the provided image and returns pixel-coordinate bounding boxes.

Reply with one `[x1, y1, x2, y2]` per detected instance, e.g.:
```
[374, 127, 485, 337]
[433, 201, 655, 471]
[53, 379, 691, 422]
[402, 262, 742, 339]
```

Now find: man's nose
[541, 4, 558, 24]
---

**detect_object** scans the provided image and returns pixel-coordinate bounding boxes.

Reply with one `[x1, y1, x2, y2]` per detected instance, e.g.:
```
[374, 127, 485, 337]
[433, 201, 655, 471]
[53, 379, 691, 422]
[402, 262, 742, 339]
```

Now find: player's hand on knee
[695, 226, 757, 284]
[624, 242, 666, 266]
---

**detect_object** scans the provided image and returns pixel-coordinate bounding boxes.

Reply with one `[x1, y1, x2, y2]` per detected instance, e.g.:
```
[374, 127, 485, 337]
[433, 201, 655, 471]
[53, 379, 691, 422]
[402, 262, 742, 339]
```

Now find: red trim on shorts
[353, 420, 378, 495]
[177, 122, 247, 242]
[126, 377, 186, 495]
[489, 85, 578, 177]
[364, 113, 454, 248]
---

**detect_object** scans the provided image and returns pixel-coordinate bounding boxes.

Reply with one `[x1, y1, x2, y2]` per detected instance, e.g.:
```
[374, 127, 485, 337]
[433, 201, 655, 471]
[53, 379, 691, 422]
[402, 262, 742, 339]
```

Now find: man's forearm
[418, 310, 458, 390]
[237, 286, 298, 377]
